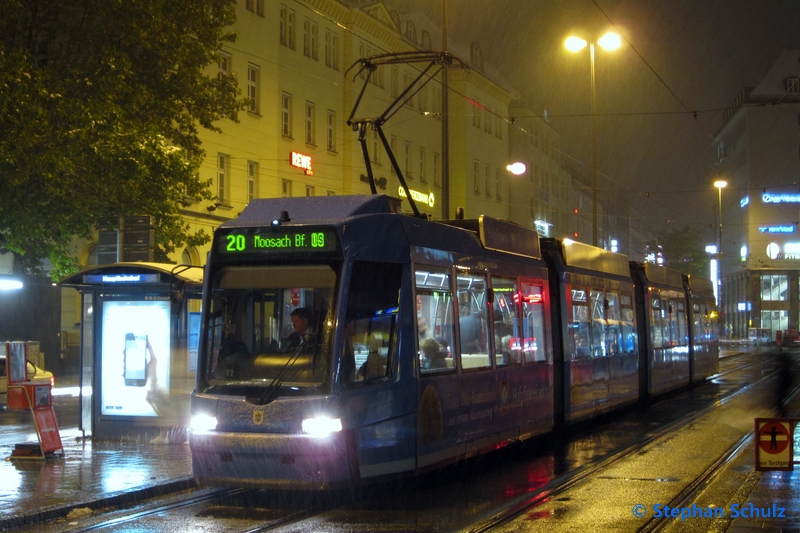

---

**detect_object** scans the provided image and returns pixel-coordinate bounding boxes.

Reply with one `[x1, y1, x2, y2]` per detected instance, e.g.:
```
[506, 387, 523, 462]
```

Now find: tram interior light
[302, 416, 342, 438]
[190, 413, 218, 432]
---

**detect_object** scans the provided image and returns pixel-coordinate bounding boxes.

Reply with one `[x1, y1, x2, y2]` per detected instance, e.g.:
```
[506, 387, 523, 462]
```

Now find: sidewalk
[0, 389, 194, 530]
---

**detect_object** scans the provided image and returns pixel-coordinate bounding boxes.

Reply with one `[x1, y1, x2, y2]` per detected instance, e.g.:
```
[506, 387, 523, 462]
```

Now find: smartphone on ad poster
[124, 333, 148, 387]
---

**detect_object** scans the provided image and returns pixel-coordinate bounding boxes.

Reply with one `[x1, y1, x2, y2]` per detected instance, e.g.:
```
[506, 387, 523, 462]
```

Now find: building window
[282, 179, 292, 197]
[280, 5, 287, 46]
[403, 72, 414, 108]
[281, 92, 292, 138]
[247, 64, 259, 114]
[247, 161, 258, 202]
[433, 86, 442, 119]
[485, 164, 491, 197]
[473, 100, 481, 128]
[419, 147, 426, 183]
[433, 152, 440, 187]
[327, 110, 336, 152]
[303, 19, 318, 59]
[305, 101, 315, 145]
[390, 136, 396, 175]
[303, 19, 311, 57]
[761, 274, 788, 301]
[473, 160, 479, 193]
[495, 168, 501, 200]
[256, 0, 263, 16]
[310, 21, 318, 59]
[785, 77, 799, 93]
[287, 8, 295, 49]
[419, 85, 428, 112]
[218, 51, 231, 78]
[217, 153, 228, 203]
[404, 141, 412, 177]
[327, 190, 335, 196]
[405, 21, 416, 43]
[371, 129, 380, 163]
[306, 185, 315, 197]
[332, 33, 338, 70]
[246, 0, 254, 11]
[421, 31, 431, 49]
[391, 66, 398, 98]
[324, 30, 338, 70]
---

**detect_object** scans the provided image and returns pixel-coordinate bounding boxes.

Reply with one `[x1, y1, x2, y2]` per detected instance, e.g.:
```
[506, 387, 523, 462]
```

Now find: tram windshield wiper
[252, 337, 315, 405]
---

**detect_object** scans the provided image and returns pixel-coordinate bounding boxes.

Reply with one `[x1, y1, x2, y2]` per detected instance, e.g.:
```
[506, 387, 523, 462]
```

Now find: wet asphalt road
[3, 347, 793, 533]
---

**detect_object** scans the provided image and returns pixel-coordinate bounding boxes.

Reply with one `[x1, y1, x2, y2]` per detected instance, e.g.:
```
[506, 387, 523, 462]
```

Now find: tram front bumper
[190, 430, 353, 490]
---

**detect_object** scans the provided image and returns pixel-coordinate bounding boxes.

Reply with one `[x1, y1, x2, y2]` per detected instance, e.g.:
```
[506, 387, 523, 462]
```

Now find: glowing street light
[714, 180, 727, 306]
[506, 162, 526, 175]
[565, 31, 622, 247]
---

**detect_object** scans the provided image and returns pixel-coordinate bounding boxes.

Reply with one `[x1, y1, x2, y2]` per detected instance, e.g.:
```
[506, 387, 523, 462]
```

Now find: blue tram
[189, 195, 719, 489]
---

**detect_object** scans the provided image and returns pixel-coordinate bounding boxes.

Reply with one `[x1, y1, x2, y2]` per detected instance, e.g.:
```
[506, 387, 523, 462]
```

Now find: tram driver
[280, 307, 316, 353]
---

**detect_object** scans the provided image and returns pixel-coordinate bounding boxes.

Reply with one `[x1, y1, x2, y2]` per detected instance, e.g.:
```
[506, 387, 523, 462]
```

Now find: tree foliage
[0, 0, 246, 278]
[647, 225, 710, 279]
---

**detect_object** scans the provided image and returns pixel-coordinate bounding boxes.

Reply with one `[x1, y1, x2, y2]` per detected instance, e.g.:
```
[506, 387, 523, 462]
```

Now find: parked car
[0, 354, 55, 408]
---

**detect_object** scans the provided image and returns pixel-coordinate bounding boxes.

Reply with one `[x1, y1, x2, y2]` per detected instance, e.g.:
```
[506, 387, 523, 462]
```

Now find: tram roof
[543, 238, 631, 277]
[633, 261, 685, 290]
[222, 195, 403, 228]
[684, 274, 715, 299]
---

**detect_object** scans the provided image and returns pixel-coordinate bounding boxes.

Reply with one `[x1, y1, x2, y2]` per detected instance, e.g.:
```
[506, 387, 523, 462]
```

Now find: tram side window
[605, 290, 622, 355]
[342, 261, 401, 385]
[571, 289, 591, 359]
[590, 289, 606, 357]
[675, 301, 687, 346]
[665, 300, 678, 345]
[621, 293, 637, 353]
[519, 279, 547, 363]
[415, 267, 456, 375]
[650, 298, 665, 348]
[492, 276, 521, 366]
[457, 272, 490, 370]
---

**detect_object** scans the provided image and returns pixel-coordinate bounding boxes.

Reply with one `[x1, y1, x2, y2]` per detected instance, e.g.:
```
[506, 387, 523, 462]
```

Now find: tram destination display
[217, 227, 338, 255]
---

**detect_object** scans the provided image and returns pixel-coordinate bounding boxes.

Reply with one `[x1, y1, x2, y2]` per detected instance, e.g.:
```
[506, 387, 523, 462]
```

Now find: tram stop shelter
[60, 263, 203, 440]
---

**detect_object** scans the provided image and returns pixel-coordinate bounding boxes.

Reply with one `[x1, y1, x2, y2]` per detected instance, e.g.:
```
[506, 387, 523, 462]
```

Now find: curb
[0, 477, 197, 532]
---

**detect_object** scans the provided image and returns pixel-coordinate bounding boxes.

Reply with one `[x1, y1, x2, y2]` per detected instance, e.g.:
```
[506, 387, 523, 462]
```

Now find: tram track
[29, 351, 782, 533]
[639, 372, 800, 533]
[466, 358, 783, 533]
[51, 483, 348, 533]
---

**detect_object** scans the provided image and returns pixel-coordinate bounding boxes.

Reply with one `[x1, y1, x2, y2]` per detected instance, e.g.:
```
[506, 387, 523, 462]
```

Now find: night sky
[384, 0, 800, 243]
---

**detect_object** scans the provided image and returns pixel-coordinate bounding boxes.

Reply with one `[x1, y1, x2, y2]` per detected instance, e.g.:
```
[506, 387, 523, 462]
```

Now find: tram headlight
[302, 416, 342, 438]
[191, 413, 218, 432]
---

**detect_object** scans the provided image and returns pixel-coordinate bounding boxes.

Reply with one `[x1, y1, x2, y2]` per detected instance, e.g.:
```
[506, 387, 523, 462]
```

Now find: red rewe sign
[290, 152, 313, 175]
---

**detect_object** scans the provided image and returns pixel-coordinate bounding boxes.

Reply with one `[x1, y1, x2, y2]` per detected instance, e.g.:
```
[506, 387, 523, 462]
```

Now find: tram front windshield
[203, 265, 336, 397]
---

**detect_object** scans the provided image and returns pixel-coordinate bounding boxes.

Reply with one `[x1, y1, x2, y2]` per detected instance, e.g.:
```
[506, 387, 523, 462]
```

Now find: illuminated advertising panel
[290, 151, 313, 175]
[100, 299, 171, 417]
[397, 186, 435, 208]
[216, 227, 339, 255]
[762, 193, 800, 204]
[758, 225, 794, 234]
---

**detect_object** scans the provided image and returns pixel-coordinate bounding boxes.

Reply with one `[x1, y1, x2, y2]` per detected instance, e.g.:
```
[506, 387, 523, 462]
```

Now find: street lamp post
[714, 180, 727, 309]
[565, 32, 621, 247]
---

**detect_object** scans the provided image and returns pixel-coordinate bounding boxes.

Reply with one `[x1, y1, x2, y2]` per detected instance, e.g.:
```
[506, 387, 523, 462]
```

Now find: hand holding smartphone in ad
[123, 333, 148, 387]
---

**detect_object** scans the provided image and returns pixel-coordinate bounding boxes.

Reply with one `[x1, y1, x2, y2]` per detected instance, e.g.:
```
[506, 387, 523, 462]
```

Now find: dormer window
[405, 21, 416, 43]
[470, 43, 483, 71]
